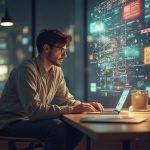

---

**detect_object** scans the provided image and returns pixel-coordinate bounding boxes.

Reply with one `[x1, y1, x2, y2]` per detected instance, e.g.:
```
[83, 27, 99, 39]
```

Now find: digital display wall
[87, 0, 150, 107]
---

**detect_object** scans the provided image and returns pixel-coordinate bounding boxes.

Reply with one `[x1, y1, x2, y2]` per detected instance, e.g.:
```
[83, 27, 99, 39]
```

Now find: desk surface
[63, 110, 150, 141]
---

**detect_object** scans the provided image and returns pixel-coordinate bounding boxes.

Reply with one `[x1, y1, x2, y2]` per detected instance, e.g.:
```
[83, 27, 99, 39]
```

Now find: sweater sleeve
[14, 66, 74, 120]
[54, 68, 81, 107]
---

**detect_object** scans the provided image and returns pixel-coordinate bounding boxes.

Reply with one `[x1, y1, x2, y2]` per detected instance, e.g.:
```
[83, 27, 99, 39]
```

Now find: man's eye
[55, 46, 67, 53]
[61, 48, 68, 52]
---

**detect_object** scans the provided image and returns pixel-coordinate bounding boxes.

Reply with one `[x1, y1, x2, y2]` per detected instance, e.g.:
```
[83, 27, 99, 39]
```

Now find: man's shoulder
[20, 58, 36, 69]
[14, 58, 37, 74]
[53, 66, 63, 73]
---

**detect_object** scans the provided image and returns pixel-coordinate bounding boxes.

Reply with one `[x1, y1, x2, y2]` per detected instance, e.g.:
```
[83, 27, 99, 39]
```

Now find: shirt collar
[35, 55, 54, 77]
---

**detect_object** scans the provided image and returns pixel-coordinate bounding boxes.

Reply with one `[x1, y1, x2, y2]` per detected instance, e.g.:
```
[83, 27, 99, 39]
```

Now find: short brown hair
[36, 29, 72, 53]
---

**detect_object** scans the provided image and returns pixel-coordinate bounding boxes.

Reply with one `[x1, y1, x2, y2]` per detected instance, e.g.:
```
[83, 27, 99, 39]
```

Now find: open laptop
[87, 88, 130, 114]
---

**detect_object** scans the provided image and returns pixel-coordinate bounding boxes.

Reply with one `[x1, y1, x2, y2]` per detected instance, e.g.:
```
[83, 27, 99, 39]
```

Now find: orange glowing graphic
[122, 0, 141, 21]
[144, 47, 150, 65]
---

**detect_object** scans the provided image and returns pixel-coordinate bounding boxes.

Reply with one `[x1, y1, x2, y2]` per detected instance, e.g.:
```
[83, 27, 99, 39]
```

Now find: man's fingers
[81, 103, 97, 112]
[77, 102, 104, 113]
[90, 102, 104, 111]
[93, 102, 104, 111]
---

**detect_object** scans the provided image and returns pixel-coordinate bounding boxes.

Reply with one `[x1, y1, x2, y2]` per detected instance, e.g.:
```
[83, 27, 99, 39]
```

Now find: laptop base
[85, 109, 119, 115]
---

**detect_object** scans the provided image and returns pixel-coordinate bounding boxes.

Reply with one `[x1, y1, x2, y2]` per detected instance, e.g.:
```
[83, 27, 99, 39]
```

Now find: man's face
[45, 44, 68, 66]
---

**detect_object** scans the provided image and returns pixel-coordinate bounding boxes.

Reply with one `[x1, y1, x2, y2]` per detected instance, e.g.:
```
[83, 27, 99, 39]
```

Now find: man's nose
[62, 51, 67, 58]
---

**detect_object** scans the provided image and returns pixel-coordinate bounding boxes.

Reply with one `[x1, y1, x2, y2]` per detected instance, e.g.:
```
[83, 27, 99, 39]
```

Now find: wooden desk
[63, 110, 150, 150]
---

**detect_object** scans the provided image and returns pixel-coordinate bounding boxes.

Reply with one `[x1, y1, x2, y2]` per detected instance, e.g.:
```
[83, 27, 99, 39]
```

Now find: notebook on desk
[87, 88, 130, 115]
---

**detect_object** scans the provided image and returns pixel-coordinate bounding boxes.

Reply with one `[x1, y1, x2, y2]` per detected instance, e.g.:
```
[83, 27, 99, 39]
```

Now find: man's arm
[15, 66, 73, 120]
[53, 69, 104, 113]
[54, 69, 81, 106]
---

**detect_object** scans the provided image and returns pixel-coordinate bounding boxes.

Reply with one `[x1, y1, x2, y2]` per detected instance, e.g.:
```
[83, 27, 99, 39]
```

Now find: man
[0, 29, 104, 150]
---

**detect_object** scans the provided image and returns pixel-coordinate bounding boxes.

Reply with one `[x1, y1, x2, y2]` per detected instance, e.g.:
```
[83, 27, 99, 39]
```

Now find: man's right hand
[71, 102, 98, 113]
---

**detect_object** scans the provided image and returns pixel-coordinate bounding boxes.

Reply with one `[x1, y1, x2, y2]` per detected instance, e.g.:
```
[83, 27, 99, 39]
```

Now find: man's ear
[43, 44, 50, 53]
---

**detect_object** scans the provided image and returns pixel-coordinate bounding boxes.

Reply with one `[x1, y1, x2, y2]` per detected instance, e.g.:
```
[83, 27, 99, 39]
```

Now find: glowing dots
[87, 35, 94, 43]
[21, 37, 29, 45]
[87, 0, 149, 96]
[90, 21, 105, 33]
[0, 41, 7, 49]
[137, 81, 144, 88]
[90, 83, 97, 92]
[0, 65, 8, 75]
[22, 26, 29, 34]
[108, 84, 113, 90]
[145, 76, 148, 80]
[100, 35, 110, 44]
[89, 53, 94, 61]
[124, 47, 140, 59]
[99, 22, 105, 31]
[136, 68, 139, 71]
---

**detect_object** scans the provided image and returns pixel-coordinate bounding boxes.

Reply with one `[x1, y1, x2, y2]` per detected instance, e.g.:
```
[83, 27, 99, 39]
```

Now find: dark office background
[0, 0, 85, 101]
[0, 0, 150, 108]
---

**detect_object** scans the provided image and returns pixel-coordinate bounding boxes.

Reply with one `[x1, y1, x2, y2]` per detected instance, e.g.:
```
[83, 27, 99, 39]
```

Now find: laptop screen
[115, 88, 130, 112]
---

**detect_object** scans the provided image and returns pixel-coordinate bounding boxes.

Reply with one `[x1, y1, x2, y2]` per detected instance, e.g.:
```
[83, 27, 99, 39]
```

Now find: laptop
[87, 88, 130, 114]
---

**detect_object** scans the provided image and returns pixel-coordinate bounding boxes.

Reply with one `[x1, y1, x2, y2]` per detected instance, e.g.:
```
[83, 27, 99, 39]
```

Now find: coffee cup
[131, 90, 148, 110]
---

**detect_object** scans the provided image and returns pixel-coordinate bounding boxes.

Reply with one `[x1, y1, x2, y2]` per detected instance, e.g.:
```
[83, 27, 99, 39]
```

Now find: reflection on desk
[80, 117, 147, 123]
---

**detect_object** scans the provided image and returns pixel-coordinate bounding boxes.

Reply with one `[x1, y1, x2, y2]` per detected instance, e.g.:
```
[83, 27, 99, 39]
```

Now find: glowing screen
[87, 0, 150, 107]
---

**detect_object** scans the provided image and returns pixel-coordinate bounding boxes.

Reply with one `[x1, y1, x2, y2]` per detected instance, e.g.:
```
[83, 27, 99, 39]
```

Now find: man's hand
[89, 102, 104, 111]
[71, 102, 104, 114]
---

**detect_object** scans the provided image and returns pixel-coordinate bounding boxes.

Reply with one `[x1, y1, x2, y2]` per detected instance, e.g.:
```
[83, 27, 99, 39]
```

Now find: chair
[0, 136, 43, 150]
